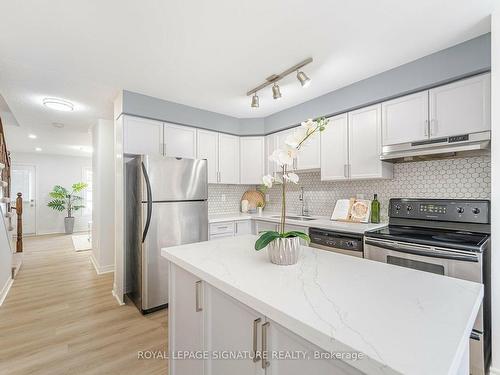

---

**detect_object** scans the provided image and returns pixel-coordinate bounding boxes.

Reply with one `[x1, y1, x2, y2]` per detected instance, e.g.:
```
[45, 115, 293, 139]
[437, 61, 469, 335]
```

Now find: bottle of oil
[371, 194, 380, 223]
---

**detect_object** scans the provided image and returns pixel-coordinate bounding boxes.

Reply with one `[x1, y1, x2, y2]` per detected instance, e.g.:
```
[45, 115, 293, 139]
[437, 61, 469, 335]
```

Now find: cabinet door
[382, 91, 429, 145]
[320, 114, 349, 181]
[204, 284, 265, 375]
[240, 137, 265, 184]
[197, 129, 219, 183]
[296, 126, 321, 170]
[235, 220, 252, 235]
[348, 104, 392, 180]
[429, 73, 491, 138]
[218, 134, 240, 184]
[168, 264, 204, 375]
[265, 134, 278, 176]
[265, 320, 362, 375]
[123, 116, 163, 155]
[254, 220, 278, 234]
[163, 123, 197, 158]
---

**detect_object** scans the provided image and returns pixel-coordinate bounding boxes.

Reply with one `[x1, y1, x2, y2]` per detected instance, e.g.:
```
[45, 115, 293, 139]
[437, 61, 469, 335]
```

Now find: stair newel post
[16, 192, 22, 253]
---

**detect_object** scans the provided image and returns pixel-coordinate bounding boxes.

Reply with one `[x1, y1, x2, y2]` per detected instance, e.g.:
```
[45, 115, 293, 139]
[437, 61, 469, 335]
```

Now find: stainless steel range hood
[380, 131, 490, 162]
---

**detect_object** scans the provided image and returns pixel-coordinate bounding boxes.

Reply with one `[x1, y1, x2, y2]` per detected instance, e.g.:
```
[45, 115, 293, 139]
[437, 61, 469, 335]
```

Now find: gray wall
[119, 33, 491, 136]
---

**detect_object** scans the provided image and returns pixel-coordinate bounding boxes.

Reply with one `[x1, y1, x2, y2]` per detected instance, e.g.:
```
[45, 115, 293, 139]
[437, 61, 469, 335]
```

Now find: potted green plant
[47, 182, 88, 234]
[255, 117, 328, 265]
[256, 201, 264, 216]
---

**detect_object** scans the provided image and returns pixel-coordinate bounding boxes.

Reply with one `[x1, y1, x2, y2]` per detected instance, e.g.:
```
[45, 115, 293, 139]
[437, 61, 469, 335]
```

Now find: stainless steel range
[364, 198, 490, 375]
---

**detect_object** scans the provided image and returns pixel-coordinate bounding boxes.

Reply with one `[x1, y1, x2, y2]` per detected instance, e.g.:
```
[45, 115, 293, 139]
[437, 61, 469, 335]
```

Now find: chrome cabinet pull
[261, 322, 270, 369]
[343, 164, 348, 178]
[424, 119, 429, 137]
[252, 318, 262, 363]
[195, 280, 202, 312]
[430, 119, 438, 136]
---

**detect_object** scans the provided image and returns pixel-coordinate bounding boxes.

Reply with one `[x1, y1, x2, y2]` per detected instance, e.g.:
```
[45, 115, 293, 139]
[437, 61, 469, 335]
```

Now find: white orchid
[283, 172, 299, 184]
[262, 174, 274, 188]
[300, 119, 317, 135]
[285, 127, 308, 148]
[270, 146, 298, 166]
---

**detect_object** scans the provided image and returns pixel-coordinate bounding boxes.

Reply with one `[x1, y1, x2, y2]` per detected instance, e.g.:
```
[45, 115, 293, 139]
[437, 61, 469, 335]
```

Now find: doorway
[11, 164, 37, 235]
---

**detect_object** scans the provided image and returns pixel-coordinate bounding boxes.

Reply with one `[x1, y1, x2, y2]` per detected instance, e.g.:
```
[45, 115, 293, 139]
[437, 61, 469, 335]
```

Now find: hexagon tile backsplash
[208, 155, 491, 221]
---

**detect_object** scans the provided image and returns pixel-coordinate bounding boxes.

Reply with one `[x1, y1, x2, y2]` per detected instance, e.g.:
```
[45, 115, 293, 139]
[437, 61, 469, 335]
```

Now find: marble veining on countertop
[162, 235, 483, 375]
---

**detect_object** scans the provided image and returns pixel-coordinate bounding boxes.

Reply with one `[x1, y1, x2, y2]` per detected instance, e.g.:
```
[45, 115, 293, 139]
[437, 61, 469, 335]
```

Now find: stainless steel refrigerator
[125, 155, 208, 314]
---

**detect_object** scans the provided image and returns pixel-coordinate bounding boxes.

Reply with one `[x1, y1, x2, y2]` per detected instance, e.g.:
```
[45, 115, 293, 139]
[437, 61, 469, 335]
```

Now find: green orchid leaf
[255, 231, 281, 251]
[281, 231, 311, 244]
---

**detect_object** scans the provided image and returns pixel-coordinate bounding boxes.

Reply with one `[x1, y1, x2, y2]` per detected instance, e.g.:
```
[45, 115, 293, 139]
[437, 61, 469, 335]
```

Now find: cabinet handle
[261, 322, 270, 369]
[252, 318, 262, 362]
[343, 164, 348, 178]
[424, 119, 429, 137]
[195, 280, 202, 312]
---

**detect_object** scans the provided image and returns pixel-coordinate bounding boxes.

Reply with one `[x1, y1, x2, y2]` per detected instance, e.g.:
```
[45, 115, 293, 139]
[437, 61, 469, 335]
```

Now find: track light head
[251, 93, 259, 108]
[297, 70, 311, 87]
[272, 83, 282, 100]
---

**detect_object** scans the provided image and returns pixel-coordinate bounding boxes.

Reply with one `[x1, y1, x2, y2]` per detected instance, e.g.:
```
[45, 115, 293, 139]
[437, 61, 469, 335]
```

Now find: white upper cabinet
[349, 104, 393, 180]
[218, 134, 240, 184]
[265, 133, 278, 176]
[163, 123, 197, 158]
[429, 73, 491, 138]
[382, 91, 429, 145]
[197, 129, 219, 184]
[123, 116, 163, 155]
[296, 125, 321, 170]
[320, 113, 349, 181]
[240, 137, 265, 185]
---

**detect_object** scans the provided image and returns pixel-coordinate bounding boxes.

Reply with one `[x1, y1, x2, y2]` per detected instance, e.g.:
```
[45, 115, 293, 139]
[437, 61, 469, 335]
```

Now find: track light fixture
[246, 57, 312, 108]
[272, 83, 282, 100]
[296, 70, 311, 87]
[251, 93, 259, 108]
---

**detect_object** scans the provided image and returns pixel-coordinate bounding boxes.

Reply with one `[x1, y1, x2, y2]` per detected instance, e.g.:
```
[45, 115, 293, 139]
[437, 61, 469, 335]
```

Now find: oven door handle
[365, 239, 479, 262]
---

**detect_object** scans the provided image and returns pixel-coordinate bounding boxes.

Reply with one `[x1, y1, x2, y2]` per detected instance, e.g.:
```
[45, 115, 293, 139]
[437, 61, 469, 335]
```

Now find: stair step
[0, 180, 7, 187]
[0, 162, 4, 170]
[0, 197, 10, 203]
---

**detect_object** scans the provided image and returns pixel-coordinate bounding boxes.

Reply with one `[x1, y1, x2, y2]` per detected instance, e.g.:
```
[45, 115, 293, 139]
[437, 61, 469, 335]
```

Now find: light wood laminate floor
[0, 234, 168, 375]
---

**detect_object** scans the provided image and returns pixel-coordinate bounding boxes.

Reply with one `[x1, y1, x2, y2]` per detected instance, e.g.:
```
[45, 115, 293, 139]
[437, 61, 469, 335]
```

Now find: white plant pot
[267, 237, 301, 265]
[64, 217, 75, 234]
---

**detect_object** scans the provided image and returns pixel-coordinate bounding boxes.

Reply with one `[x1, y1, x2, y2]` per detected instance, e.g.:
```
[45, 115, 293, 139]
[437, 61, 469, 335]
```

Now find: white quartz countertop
[209, 212, 387, 234]
[162, 235, 483, 375]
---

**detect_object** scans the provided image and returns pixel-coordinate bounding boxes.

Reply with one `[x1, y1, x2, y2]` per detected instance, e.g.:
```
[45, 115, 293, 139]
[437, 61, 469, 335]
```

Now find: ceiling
[0, 0, 495, 155]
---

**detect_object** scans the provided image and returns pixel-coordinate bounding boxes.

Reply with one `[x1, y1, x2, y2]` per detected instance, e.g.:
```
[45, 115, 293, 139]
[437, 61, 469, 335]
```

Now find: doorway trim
[11, 163, 38, 236]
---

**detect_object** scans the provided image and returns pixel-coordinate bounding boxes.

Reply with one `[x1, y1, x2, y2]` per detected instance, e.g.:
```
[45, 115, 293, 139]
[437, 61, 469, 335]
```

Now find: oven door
[364, 237, 483, 327]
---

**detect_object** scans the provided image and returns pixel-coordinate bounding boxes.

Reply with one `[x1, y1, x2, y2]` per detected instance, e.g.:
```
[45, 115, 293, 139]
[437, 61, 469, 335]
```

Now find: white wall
[490, 8, 500, 374]
[11, 152, 92, 235]
[0, 205, 13, 305]
[91, 119, 115, 274]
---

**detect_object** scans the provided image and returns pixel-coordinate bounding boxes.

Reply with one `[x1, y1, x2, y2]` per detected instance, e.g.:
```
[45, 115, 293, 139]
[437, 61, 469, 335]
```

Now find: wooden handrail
[15, 193, 22, 252]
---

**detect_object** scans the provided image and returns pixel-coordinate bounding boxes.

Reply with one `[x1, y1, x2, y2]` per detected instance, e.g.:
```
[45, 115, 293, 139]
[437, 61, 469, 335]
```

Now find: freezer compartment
[141, 200, 208, 311]
[142, 155, 207, 202]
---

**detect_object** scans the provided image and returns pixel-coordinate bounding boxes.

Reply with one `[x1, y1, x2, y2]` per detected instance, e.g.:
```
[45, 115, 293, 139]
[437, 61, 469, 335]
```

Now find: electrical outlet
[221, 194, 226, 202]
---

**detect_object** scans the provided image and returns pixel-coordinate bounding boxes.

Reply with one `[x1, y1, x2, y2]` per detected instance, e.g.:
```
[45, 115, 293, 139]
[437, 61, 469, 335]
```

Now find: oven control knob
[345, 241, 355, 248]
[456, 207, 464, 214]
[472, 208, 481, 215]
[406, 205, 413, 211]
[394, 204, 401, 211]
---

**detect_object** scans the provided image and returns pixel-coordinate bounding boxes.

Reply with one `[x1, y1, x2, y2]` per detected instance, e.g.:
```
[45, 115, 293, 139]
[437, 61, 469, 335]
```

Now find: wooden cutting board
[241, 190, 265, 209]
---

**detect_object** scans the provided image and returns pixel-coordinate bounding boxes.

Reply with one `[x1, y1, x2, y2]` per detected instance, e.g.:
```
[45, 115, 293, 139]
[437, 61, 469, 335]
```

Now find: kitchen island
[162, 235, 483, 375]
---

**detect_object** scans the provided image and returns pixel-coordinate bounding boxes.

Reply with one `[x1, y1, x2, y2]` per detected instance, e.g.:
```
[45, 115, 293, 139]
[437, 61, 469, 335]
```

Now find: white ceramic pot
[267, 237, 300, 265]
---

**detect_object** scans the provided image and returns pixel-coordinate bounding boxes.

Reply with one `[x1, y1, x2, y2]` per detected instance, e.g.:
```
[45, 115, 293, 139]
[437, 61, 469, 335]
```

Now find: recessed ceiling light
[35, 147, 42, 152]
[43, 98, 74, 112]
[28, 134, 37, 139]
[52, 122, 65, 128]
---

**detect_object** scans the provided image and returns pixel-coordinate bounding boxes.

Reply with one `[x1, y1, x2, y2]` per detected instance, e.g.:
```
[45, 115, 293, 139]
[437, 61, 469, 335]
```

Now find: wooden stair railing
[0, 115, 22, 253]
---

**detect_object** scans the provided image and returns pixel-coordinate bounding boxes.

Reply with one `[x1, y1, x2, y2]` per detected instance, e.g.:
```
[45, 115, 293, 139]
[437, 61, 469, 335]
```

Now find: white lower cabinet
[168, 264, 204, 375]
[235, 220, 252, 235]
[265, 320, 362, 375]
[209, 219, 252, 240]
[169, 265, 362, 375]
[204, 284, 265, 375]
[254, 220, 279, 234]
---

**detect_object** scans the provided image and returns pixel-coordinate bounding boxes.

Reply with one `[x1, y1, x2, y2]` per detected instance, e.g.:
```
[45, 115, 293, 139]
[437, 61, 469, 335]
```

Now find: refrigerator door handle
[141, 162, 153, 243]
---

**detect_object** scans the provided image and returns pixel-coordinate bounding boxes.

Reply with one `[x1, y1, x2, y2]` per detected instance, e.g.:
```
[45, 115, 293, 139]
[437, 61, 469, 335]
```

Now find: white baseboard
[490, 366, 500, 374]
[112, 287, 125, 306]
[0, 277, 14, 306]
[89, 253, 115, 275]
